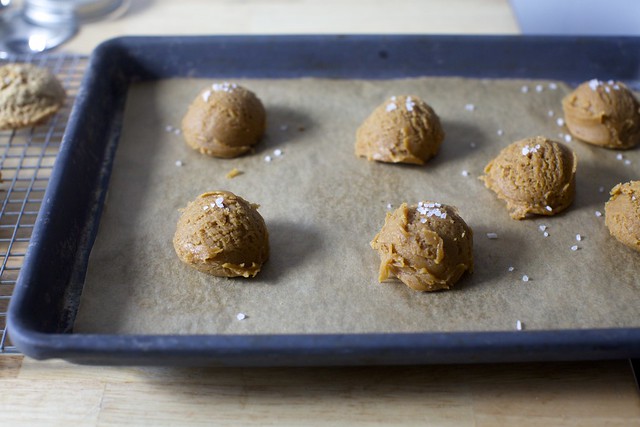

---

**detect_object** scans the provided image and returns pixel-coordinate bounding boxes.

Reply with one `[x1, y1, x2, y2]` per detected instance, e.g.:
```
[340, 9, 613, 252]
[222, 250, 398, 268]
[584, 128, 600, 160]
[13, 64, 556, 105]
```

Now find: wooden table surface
[2, 0, 640, 425]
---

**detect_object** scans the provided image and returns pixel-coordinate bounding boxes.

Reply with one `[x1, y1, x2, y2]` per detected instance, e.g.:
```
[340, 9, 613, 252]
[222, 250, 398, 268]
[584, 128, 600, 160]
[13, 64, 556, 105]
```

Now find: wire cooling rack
[0, 54, 87, 353]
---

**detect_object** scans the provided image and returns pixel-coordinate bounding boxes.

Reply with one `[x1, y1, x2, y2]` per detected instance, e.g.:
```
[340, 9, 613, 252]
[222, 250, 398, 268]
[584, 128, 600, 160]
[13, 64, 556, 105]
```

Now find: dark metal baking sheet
[8, 35, 640, 366]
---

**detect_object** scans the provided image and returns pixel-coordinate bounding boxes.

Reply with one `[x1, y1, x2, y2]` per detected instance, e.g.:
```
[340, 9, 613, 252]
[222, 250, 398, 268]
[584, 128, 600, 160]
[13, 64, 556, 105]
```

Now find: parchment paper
[74, 77, 640, 335]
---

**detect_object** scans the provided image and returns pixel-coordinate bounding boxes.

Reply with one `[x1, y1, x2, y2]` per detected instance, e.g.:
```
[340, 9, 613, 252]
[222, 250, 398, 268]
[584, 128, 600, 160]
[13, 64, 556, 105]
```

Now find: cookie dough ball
[181, 82, 266, 158]
[480, 136, 577, 220]
[370, 202, 473, 291]
[562, 79, 640, 149]
[0, 63, 66, 130]
[605, 181, 640, 252]
[173, 191, 269, 277]
[355, 95, 445, 165]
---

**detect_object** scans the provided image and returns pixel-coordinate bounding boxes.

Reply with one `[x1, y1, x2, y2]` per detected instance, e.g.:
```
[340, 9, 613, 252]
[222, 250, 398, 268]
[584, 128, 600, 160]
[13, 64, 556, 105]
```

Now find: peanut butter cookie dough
[562, 79, 640, 149]
[355, 95, 445, 165]
[480, 136, 577, 220]
[173, 191, 269, 278]
[605, 181, 640, 252]
[181, 82, 266, 158]
[0, 63, 66, 130]
[371, 202, 473, 291]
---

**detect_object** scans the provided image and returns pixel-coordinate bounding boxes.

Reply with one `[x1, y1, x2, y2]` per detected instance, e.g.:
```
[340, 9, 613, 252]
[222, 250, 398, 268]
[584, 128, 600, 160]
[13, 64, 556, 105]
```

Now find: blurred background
[1, 0, 638, 55]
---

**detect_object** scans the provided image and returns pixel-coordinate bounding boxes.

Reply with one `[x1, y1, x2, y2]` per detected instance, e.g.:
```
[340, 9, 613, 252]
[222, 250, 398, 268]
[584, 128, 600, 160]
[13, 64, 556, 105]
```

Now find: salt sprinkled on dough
[212, 82, 238, 93]
[416, 201, 447, 219]
[386, 102, 397, 112]
[405, 96, 415, 112]
[464, 103, 475, 111]
[386, 203, 393, 210]
[521, 144, 541, 156]
[215, 197, 225, 208]
[588, 79, 601, 91]
[202, 205, 209, 211]
[522, 275, 530, 282]
[516, 320, 523, 330]
[236, 313, 247, 321]
[556, 118, 565, 127]
[202, 89, 211, 102]
[545, 205, 553, 212]
[486, 232, 498, 239]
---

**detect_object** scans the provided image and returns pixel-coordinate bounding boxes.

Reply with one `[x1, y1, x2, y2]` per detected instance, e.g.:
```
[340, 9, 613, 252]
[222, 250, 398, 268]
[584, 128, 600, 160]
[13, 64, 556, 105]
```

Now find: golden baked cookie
[604, 181, 640, 252]
[355, 95, 445, 165]
[370, 201, 473, 291]
[181, 82, 266, 158]
[0, 63, 66, 130]
[173, 191, 269, 278]
[480, 136, 577, 220]
[562, 79, 640, 149]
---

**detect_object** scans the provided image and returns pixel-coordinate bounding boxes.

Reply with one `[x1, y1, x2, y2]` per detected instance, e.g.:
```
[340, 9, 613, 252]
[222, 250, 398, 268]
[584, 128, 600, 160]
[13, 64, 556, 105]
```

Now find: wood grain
[2, 357, 638, 426]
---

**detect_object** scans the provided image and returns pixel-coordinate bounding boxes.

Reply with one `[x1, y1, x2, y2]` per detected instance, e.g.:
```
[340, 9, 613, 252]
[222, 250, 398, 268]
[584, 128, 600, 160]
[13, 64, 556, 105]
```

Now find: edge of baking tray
[8, 35, 640, 366]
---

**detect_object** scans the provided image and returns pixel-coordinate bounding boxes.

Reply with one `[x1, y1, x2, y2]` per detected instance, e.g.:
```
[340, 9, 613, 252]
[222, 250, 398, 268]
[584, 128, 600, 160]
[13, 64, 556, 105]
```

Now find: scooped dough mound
[370, 202, 473, 291]
[355, 95, 445, 165]
[480, 136, 577, 220]
[562, 79, 640, 149]
[173, 191, 269, 278]
[605, 181, 640, 252]
[0, 63, 66, 130]
[181, 82, 266, 158]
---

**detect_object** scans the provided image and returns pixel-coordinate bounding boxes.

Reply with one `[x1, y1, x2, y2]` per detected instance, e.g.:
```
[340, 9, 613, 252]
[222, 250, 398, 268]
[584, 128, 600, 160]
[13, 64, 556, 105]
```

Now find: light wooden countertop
[3, 0, 640, 425]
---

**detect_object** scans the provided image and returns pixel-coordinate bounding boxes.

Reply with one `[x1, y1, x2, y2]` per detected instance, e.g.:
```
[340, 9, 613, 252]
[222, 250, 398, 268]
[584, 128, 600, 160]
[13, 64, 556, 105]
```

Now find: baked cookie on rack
[0, 63, 66, 130]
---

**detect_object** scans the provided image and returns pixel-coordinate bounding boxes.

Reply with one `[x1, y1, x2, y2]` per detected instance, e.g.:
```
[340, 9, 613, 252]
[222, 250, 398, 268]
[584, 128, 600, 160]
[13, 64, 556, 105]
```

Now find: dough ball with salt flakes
[173, 191, 269, 278]
[480, 136, 577, 220]
[370, 202, 473, 292]
[355, 95, 445, 165]
[562, 79, 640, 149]
[605, 180, 640, 252]
[181, 82, 266, 158]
